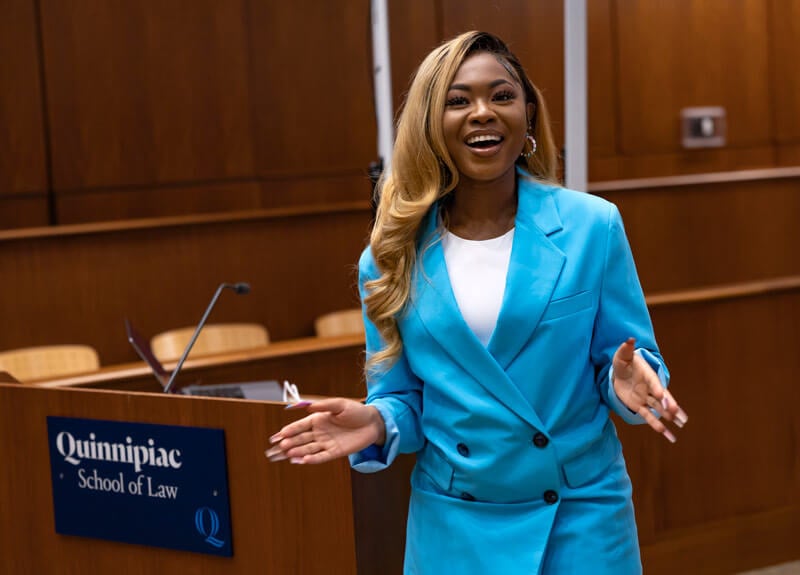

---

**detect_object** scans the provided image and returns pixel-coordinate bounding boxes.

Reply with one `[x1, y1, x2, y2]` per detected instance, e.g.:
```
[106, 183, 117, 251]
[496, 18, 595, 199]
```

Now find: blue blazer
[352, 172, 668, 575]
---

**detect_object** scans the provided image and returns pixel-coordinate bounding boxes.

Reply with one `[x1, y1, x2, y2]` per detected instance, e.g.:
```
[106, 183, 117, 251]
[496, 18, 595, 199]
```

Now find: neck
[445, 169, 517, 240]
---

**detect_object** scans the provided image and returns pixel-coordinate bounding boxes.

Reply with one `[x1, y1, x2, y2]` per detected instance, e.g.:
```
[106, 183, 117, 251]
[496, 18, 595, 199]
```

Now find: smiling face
[442, 51, 534, 190]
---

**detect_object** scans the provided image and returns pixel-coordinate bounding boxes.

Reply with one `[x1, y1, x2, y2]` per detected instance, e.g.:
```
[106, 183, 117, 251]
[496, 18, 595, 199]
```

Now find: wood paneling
[39, 0, 255, 191]
[769, 0, 800, 145]
[388, 0, 440, 112]
[0, 195, 50, 229]
[0, 0, 47, 199]
[620, 287, 800, 573]
[590, 147, 778, 182]
[596, 177, 800, 293]
[247, 0, 377, 177]
[642, 506, 800, 575]
[54, 174, 373, 224]
[589, 0, 791, 181]
[440, 0, 565, 147]
[0, 206, 372, 365]
[588, 0, 619, 159]
[56, 181, 263, 223]
[615, 0, 771, 154]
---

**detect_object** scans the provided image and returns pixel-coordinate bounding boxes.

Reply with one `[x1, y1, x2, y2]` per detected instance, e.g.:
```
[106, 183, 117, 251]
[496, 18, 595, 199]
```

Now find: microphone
[163, 282, 251, 393]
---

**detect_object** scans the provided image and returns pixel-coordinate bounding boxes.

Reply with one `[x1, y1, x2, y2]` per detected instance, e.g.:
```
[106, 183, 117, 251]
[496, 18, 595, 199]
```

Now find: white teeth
[466, 134, 502, 145]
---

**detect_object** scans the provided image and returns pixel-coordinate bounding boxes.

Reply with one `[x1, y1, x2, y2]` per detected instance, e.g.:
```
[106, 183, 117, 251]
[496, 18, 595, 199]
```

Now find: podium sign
[47, 416, 233, 556]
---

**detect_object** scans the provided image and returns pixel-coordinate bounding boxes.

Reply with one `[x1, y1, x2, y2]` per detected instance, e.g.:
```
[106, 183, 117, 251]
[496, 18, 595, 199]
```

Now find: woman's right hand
[265, 398, 386, 464]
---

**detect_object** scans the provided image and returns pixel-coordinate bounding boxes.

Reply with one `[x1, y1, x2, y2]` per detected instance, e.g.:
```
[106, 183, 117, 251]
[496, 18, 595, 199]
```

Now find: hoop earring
[521, 134, 537, 158]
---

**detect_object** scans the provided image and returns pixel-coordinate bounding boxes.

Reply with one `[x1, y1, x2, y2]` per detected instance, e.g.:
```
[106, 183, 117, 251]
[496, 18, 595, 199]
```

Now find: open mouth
[466, 134, 504, 149]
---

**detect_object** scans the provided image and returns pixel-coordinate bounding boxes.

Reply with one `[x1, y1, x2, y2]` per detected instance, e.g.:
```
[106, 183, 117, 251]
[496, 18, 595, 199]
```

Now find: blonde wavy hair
[364, 31, 559, 372]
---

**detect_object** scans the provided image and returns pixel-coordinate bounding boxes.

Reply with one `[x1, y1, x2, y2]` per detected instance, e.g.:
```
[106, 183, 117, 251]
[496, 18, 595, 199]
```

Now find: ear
[526, 102, 536, 130]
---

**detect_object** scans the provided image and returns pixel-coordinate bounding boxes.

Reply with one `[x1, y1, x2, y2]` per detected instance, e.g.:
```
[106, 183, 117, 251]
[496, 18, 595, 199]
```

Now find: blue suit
[352, 172, 668, 574]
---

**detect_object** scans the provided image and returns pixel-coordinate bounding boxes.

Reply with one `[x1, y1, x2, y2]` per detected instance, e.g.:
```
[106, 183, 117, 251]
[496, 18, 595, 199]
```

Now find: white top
[442, 227, 514, 347]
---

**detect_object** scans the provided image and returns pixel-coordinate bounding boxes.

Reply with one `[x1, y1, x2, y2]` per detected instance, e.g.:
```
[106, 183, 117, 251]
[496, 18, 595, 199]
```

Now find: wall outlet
[681, 107, 726, 148]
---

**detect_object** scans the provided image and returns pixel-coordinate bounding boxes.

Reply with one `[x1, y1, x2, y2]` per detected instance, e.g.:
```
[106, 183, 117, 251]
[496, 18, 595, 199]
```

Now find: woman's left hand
[612, 337, 688, 442]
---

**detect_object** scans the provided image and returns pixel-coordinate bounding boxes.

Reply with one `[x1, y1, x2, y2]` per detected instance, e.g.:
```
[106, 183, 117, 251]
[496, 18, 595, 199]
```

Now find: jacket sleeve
[349, 247, 424, 473]
[590, 204, 670, 425]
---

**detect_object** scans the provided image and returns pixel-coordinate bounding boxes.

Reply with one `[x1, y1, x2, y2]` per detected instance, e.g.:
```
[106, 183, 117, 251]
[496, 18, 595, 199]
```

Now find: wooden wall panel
[596, 178, 800, 293]
[39, 0, 255, 191]
[590, 0, 788, 181]
[615, 0, 771, 154]
[0, 0, 48, 225]
[769, 0, 800, 146]
[621, 288, 800, 574]
[620, 290, 800, 573]
[388, 0, 440, 112]
[247, 0, 376, 177]
[440, 0, 565, 147]
[54, 174, 373, 224]
[587, 0, 618, 160]
[0, 196, 50, 228]
[0, 207, 372, 365]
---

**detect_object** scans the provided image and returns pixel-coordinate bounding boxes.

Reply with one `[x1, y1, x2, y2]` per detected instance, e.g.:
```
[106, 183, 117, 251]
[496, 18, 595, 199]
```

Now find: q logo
[194, 507, 225, 548]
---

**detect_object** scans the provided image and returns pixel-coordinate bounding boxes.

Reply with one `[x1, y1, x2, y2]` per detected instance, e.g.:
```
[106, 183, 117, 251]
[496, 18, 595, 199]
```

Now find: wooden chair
[314, 308, 364, 338]
[150, 323, 270, 363]
[0, 345, 100, 382]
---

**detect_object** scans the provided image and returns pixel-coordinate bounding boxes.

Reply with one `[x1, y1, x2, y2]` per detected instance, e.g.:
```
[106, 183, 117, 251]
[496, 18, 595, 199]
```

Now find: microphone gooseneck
[163, 282, 250, 394]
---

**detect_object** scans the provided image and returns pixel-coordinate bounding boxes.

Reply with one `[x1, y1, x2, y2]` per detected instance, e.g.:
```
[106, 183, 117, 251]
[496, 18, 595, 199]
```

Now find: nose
[469, 98, 495, 123]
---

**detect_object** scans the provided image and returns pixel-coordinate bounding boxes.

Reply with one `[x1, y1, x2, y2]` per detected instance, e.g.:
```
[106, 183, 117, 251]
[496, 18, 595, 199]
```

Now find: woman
[267, 31, 688, 574]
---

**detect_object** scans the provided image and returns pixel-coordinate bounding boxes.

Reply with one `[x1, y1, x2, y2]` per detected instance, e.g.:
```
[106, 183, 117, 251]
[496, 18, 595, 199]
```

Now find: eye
[446, 95, 469, 107]
[493, 90, 516, 102]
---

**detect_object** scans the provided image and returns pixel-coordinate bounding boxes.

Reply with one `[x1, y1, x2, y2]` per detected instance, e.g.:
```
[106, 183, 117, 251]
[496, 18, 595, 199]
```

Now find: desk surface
[31, 334, 367, 398]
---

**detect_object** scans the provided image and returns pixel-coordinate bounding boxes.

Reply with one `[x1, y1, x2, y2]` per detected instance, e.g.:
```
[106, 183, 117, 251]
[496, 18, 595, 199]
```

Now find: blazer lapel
[487, 176, 566, 370]
[411, 205, 546, 430]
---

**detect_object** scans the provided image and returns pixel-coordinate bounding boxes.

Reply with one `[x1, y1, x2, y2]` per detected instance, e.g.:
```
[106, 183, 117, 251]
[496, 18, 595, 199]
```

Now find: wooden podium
[0, 382, 405, 574]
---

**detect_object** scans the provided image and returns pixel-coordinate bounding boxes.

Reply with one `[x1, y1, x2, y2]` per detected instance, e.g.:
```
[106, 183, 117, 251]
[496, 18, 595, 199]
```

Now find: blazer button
[532, 432, 549, 448]
[460, 492, 476, 501]
[543, 490, 559, 505]
[457, 443, 470, 457]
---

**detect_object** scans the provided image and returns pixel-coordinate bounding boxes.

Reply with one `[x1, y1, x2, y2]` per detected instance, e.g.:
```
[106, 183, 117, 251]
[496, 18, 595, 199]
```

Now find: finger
[612, 338, 637, 378]
[284, 401, 312, 410]
[637, 404, 677, 443]
[284, 440, 326, 460]
[277, 430, 316, 451]
[645, 394, 672, 422]
[616, 337, 636, 362]
[265, 445, 287, 461]
[661, 389, 689, 428]
[269, 414, 315, 443]
[639, 372, 686, 428]
[305, 397, 352, 415]
[266, 431, 324, 461]
[291, 450, 339, 465]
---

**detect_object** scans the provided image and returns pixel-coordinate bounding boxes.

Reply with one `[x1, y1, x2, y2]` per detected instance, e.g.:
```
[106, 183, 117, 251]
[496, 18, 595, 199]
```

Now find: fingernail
[662, 429, 677, 443]
[264, 446, 285, 460]
[290, 457, 305, 464]
[269, 434, 283, 444]
[285, 401, 311, 410]
[661, 397, 669, 410]
[675, 409, 688, 427]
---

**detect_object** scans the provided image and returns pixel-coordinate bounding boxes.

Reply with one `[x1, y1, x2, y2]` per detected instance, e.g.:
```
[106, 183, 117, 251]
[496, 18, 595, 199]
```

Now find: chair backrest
[314, 308, 364, 338]
[150, 323, 270, 363]
[0, 345, 100, 382]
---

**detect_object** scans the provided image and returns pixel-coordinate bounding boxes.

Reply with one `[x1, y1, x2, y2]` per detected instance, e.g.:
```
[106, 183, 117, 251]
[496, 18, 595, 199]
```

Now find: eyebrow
[448, 79, 514, 92]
